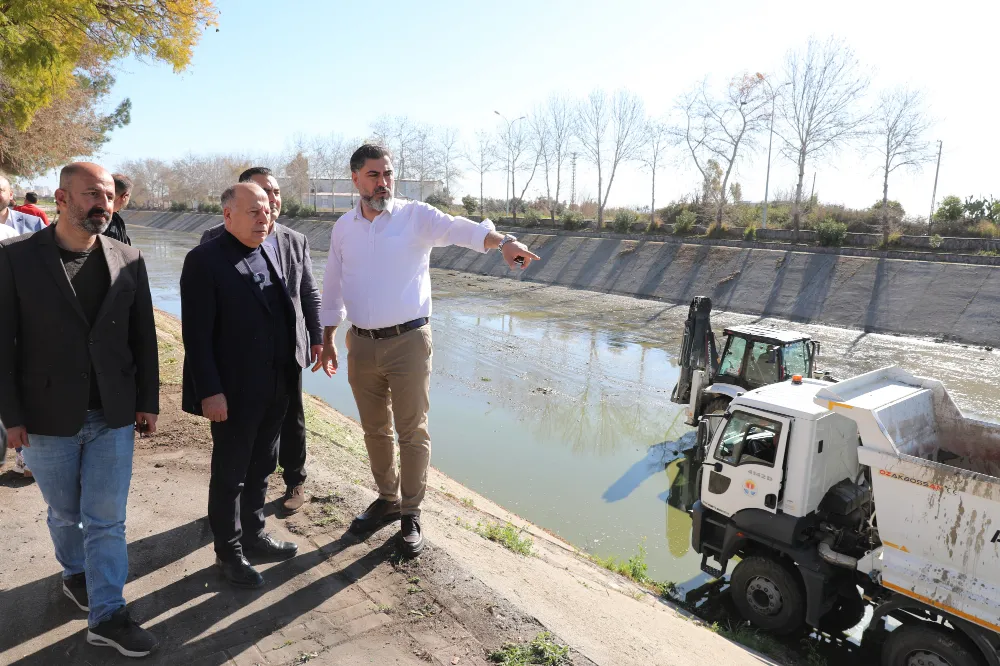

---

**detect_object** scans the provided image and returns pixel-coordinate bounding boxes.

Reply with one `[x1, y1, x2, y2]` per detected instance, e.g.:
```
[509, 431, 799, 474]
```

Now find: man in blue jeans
[0, 162, 160, 658]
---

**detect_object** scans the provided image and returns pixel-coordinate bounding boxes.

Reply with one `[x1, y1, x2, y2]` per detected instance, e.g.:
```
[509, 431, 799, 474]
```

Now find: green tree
[461, 195, 478, 215]
[0, 0, 217, 176]
[934, 195, 964, 222]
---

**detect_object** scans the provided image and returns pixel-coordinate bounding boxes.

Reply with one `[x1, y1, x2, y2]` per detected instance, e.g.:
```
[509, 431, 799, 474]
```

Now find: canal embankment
[123, 210, 1000, 346]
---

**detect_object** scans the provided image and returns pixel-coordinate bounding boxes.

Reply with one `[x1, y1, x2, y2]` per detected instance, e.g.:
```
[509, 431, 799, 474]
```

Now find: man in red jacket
[13, 192, 50, 225]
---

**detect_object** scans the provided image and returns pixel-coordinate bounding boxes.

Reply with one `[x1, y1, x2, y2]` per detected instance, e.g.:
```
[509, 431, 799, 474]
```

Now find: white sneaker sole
[62, 583, 89, 611]
[86, 632, 156, 658]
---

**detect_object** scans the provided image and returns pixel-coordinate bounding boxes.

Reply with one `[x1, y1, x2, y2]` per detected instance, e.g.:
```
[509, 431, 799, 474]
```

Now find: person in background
[13, 192, 50, 225]
[199, 167, 322, 514]
[103, 173, 133, 245]
[0, 175, 45, 235]
[315, 144, 539, 557]
[181, 182, 301, 590]
[0, 162, 160, 658]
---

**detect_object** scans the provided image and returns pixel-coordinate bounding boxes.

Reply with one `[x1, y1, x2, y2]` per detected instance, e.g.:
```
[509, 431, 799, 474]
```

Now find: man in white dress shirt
[0, 175, 45, 235]
[317, 144, 539, 556]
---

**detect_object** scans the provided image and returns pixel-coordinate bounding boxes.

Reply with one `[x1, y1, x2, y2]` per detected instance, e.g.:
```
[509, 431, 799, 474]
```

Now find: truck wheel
[819, 591, 866, 633]
[882, 624, 984, 666]
[729, 556, 805, 635]
[703, 397, 730, 416]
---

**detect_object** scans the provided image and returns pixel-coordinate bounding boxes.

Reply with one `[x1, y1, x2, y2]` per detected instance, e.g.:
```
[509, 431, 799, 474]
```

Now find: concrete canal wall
[123, 211, 1000, 346]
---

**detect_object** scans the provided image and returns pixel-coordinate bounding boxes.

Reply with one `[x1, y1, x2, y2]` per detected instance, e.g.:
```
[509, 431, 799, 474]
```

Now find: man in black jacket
[0, 162, 159, 657]
[103, 173, 132, 245]
[181, 182, 303, 588]
[199, 167, 322, 514]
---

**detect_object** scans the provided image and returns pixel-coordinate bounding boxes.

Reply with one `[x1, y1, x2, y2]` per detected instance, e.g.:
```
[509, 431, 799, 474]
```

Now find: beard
[77, 206, 111, 234]
[362, 187, 392, 212]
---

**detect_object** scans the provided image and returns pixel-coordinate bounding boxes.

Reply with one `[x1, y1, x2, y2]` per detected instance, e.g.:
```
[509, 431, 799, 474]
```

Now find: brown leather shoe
[349, 498, 401, 535]
[283, 484, 305, 513]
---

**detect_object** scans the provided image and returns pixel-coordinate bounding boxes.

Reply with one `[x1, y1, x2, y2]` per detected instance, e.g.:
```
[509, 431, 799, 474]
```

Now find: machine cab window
[715, 411, 782, 467]
[783, 340, 809, 377]
[718, 336, 747, 379]
[745, 342, 779, 386]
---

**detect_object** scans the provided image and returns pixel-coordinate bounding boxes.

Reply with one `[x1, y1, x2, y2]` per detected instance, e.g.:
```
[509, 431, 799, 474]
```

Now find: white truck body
[813, 367, 1000, 637]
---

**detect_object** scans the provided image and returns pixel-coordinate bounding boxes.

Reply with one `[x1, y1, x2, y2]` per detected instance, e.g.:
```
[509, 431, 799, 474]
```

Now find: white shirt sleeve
[412, 202, 490, 253]
[319, 225, 347, 327]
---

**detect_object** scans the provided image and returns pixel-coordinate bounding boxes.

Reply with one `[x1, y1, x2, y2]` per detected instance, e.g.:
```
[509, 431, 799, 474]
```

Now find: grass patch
[480, 377, 492, 382]
[374, 603, 392, 614]
[407, 585, 421, 594]
[461, 497, 475, 508]
[476, 521, 534, 556]
[407, 576, 420, 584]
[589, 541, 680, 601]
[711, 622, 806, 665]
[488, 632, 570, 665]
[302, 399, 368, 461]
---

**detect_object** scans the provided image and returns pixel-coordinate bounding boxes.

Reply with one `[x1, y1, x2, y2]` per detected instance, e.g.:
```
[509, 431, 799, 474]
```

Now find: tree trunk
[596, 162, 604, 228]
[553, 151, 561, 223]
[650, 164, 656, 228]
[881, 156, 891, 248]
[511, 167, 517, 223]
[792, 147, 807, 242]
[479, 172, 484, 217]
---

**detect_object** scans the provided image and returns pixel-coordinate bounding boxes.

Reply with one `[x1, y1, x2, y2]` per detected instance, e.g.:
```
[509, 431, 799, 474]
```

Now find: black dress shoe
[216, 556, 264, 589]
[399, 515, 424, 557]
[242, 533, 298, 560]
[349, 498, 401, 535]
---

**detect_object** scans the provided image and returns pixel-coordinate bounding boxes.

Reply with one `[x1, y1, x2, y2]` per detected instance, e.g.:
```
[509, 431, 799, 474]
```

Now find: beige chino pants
[347, 325, 433, 516]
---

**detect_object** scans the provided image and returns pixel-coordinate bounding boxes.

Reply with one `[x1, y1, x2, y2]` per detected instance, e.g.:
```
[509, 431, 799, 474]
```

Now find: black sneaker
[399, 515, 424, 557]
[62, 572, 88, 612]
[87, 607, 158, 658]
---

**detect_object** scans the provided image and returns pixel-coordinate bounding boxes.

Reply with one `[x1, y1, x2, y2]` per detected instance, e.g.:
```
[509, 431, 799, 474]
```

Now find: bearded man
[0, 162, 160, 657]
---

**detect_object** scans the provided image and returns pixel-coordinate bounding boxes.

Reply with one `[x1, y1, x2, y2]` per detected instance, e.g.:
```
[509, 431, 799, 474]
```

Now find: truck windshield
[715, 411, 782, 467]
[719, 336, 747, 378]
[783, 341, 808, 377]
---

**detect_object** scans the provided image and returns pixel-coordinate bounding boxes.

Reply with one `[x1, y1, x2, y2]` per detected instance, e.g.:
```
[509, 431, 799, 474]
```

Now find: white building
[296, 177, 445, 212]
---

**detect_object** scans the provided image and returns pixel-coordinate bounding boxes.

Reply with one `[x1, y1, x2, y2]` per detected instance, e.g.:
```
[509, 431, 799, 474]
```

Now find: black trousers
[279, 370, 307, 488]
[208, 386, 290, 560]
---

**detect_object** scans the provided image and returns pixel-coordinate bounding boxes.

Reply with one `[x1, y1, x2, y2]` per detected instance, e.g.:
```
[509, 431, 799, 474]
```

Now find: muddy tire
[729, 556, 805, 636]
[819, 591, 866, 633]
[702, 397, 731, 417]
[882, 623, 984, 666]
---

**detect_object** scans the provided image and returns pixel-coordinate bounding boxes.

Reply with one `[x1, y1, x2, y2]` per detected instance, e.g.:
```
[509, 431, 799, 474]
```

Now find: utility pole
[928, 139, 943, 229]
[570, 152, 577, 206]
[809, 172, 817, 203]
[760, 77, 787, 229]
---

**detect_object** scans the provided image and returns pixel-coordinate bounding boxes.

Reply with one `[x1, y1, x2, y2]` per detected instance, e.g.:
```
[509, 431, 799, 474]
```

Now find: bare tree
[640, 120, 670, 226]
[436, 126, 462, 201]
[576, 89, 645, 227]
[528, 106, 553, 217]
[868, 87, 934, 245]
[777, 37, 870, 238]
[496, 117, 539, 223]
[117, 158, 171, 209]
[310, 133, 354, 180]
[676, 74, 771, 224]
[545, 96, 574, 222]
[409, 124, 440, 201]
[370, 115, 416, 179]
[465, 130, 497, 217]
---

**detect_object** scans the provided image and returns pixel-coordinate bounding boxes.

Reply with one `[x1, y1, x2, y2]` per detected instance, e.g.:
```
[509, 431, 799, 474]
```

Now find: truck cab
[683, 368, 1000, 666]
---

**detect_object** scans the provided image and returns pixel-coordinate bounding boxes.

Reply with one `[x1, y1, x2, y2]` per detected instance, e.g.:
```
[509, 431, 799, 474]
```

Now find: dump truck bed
[815, 367, 1000, 634]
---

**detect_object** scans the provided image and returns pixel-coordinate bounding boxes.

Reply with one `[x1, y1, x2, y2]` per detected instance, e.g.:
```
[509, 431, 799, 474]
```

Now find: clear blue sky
[30, 0, 999, 217]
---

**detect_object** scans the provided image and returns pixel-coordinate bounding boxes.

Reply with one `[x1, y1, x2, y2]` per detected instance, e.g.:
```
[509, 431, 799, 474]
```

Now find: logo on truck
[743, 480, 757, 496]
[879, 469, 943, 492]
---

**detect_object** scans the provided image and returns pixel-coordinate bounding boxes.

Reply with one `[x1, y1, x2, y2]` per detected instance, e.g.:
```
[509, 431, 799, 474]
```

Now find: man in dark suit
[0, 162, 159, 658]
[200, 167, 322, 513]
[181, 182, 302, 588]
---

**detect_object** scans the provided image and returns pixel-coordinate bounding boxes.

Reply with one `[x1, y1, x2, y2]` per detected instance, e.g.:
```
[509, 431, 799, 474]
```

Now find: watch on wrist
[498, 234, 517, 252]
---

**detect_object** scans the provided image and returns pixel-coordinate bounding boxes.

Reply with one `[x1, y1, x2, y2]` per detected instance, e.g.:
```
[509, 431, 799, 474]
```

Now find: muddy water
[133, 225, 1000, 593]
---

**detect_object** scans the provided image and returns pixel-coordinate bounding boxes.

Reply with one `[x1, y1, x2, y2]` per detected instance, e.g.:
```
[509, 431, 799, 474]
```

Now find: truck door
[701, 408, 790, 516]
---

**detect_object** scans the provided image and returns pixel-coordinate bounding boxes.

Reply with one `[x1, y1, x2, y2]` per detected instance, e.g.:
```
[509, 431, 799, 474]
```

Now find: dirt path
[0, 312, 775, 666]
